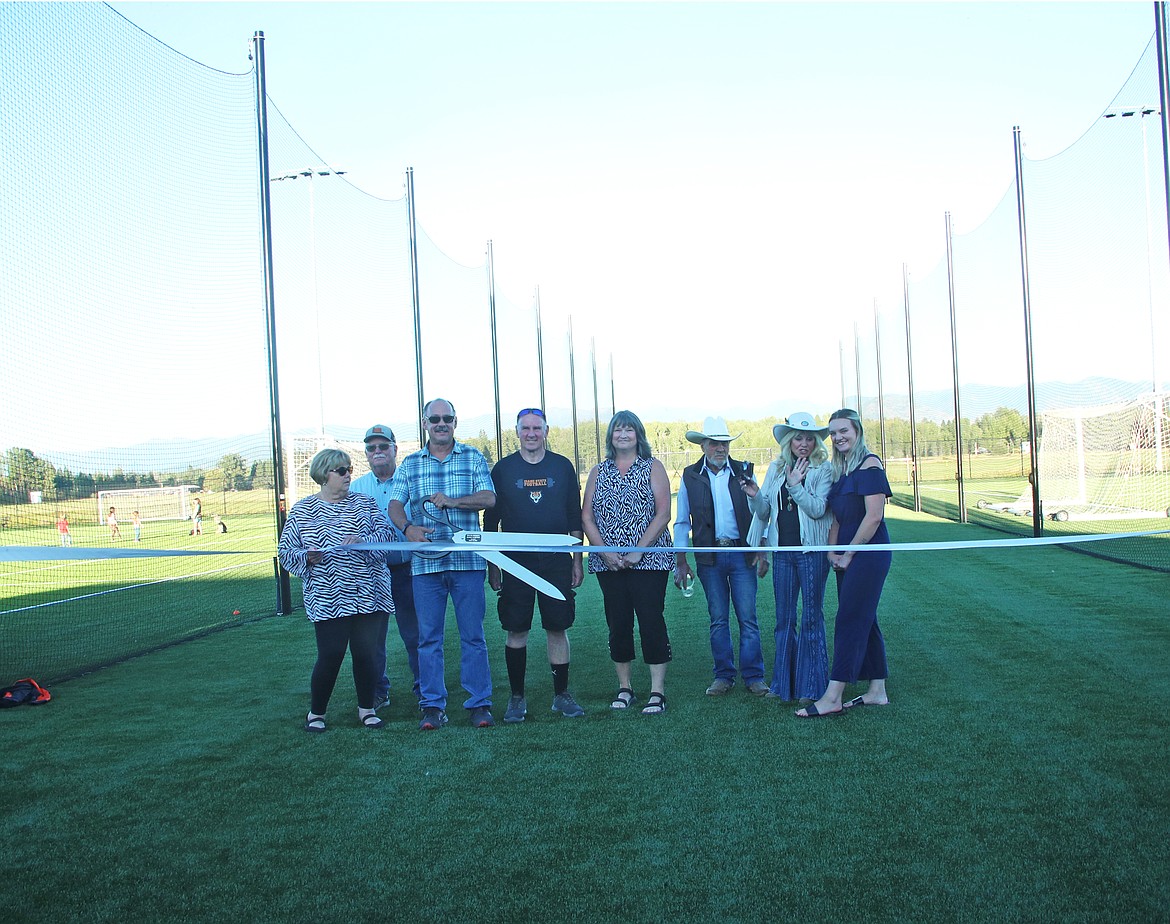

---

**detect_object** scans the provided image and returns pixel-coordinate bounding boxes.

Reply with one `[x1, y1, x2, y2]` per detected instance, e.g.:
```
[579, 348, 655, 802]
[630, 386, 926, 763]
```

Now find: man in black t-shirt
[483, 408, 585, 722]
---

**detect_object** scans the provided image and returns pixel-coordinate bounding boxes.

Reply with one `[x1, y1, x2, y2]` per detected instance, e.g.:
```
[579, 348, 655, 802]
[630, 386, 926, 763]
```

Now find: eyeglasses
[365, 443, 392, 452]
[330, 466, 353, 476]
[516, 408, 545, 420]
[426, 414, 455, 424]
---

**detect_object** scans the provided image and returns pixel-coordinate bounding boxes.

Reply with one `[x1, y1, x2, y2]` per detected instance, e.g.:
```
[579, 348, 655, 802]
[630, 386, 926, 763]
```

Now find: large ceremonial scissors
[417, 499, 581, 601]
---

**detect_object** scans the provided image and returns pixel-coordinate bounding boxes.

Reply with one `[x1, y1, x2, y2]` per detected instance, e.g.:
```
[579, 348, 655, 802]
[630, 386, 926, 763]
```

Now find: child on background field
[107, 507, 120, 540]
[57, 512, 72, 547]
[132, 510, 142, 542]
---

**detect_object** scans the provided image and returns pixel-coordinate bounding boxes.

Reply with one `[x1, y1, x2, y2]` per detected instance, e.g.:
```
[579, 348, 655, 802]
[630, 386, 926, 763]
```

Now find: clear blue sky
[14, 2, 1165, 449]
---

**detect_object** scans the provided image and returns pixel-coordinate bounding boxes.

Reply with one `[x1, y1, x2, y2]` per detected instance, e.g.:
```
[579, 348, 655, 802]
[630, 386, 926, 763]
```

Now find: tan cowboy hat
[686, 416, 741, 444]
[772, 411, 829, 443]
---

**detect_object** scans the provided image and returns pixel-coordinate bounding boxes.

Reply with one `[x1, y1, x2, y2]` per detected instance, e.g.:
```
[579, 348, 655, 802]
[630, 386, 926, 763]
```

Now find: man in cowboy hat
[673, 416, 768, 696]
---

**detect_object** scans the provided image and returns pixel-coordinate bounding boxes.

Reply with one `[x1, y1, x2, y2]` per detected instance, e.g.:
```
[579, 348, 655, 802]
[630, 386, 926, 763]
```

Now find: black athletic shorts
[496, 552, 576, 633]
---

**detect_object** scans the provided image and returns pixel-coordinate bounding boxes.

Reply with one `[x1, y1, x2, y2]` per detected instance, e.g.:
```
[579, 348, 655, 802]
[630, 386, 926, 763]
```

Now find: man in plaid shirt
[389, 398, 497, 731]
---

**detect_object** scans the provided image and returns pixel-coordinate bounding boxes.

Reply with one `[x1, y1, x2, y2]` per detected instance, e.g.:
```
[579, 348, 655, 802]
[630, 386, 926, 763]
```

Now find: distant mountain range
[33, 377, 1153, 473]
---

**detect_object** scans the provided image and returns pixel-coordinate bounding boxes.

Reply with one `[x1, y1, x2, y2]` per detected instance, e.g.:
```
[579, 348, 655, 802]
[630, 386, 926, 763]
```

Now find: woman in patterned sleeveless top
[582, 410, 674, 715]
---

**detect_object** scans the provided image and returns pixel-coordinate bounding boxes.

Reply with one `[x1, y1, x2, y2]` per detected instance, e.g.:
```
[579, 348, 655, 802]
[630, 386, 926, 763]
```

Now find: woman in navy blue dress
[796, 409, 891, 718]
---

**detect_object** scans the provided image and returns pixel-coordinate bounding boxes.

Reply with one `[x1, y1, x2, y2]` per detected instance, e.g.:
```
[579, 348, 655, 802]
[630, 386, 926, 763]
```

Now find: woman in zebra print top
[582, 410, 674, 716]
[278, 448, 397, 733]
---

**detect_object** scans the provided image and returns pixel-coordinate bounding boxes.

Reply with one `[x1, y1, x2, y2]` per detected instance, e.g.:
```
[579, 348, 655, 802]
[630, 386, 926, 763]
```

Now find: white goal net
[96, 485, 199, 524]
[1038, 392, 1169, 521]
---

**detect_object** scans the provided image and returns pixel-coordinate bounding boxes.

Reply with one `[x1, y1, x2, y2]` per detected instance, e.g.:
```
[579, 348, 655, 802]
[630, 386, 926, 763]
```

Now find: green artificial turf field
[2, 508, 1167, 922]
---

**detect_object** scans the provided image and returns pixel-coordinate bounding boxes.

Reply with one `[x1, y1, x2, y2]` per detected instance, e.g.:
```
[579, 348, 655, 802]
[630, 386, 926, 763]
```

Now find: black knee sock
[505, 645, 527, 695]
[551, 662, 569, 696]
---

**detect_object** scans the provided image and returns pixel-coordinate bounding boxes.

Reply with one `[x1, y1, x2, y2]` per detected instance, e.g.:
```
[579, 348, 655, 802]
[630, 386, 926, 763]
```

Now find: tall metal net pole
[252, 30, 292, 615]
[1154, 0, 1170, 469]
[1014, 126, 1043, 537]
[591, 338, 601, 465]
[903, 263, 921, 512]
[874, 299, 888, 461]
[568, 317, 582, 475]
[535, 287, 546, 413]
[853, 321, 862, 410]
[945, 211, 967, 522]
[487, 240, 502, 462]
[406, 168, 425, 429]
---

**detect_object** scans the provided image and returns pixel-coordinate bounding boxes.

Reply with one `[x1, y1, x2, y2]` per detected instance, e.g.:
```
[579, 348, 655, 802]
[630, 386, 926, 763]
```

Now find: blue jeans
[374, 563, 420, 703]
[413, 569, 491, 711]
[696, 552, 763, 684]
[770, 550, 830, 700]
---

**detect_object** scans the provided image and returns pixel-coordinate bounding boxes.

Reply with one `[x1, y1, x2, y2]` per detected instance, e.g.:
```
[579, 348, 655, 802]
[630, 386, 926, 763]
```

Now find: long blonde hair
[829, 408, 870, 481]
[777, 428, 828, 469]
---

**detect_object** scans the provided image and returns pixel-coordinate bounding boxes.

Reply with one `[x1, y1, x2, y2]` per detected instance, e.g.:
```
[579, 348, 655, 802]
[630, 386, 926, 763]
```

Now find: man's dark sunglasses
[516, 408, 545, 420]
[426, 414, 455, 424]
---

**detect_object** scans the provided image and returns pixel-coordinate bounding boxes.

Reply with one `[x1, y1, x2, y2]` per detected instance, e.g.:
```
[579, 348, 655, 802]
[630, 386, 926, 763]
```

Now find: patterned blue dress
[827, 456, 892, 682]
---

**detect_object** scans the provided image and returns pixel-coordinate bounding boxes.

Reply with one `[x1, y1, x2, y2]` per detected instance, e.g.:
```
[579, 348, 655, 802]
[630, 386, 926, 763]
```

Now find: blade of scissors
[455, 531, 581, 548]
[475, 548, 566, 601]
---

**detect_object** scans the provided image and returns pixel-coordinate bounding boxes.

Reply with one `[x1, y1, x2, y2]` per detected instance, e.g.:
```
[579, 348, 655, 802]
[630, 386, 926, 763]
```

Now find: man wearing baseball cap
[673, 415, 767, 697]
[349, 424, 419, 710]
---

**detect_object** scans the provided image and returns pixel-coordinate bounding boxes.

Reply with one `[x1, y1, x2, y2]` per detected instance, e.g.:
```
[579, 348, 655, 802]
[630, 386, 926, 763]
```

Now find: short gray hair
[309, 448, 351, 485]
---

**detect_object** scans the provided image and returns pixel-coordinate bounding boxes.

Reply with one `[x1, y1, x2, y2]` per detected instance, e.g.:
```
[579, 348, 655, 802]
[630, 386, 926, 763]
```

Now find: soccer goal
[287, 436, 371, 507]
[1037, 392, 1170, 521]
[96, 485, 200, 525]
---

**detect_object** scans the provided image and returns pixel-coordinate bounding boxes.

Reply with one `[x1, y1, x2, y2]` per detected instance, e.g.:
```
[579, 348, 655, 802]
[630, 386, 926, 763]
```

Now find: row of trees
[0, 448, 275, 505]
[460, 406, 1033, 469]
[1, 407, 1032, 504]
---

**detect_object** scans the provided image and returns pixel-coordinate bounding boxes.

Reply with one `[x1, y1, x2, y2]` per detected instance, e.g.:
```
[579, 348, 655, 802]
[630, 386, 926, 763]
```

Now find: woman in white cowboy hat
[745, 411, 833, 702]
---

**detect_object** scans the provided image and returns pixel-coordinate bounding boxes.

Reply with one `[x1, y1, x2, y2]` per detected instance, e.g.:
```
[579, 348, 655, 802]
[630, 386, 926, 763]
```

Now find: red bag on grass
[0, 678, 51, 707]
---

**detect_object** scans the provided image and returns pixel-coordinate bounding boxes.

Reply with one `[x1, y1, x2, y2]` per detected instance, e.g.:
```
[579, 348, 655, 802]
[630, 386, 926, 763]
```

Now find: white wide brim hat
[773, 411, 829, 443]
[685, 415, 742, 444]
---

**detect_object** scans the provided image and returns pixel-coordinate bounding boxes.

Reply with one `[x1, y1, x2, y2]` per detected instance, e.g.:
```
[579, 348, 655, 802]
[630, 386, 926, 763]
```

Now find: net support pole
[1154, 1, 1170, 468]
[945, 211, 967, 522]
[903, 263, 921, 512]
[875, 299, 888, 462]
[591, 338, 602, 465]
[406, 168, 425, 430]
[1013, 126, 1043, 538]
[838, 340, 847, 407]
[252, 30, 292, 615]
[853, 321, 862, 411]
[610, 354, 616, 417]
[535, 287, 546, 413]
[568, 318, 582, 475]
[487, 240, 503, 462]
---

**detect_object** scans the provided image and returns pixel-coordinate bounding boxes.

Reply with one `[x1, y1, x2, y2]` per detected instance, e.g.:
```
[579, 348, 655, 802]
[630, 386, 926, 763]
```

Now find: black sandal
[611, 688, 636, 710]
[361, 713, 385, 729]
[641, 692, 666, 716]
[305, 714, 327, 733]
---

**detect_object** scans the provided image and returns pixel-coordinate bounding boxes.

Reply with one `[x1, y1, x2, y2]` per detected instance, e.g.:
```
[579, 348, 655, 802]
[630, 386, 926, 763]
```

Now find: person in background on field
[581, 410, 674, 716]
[349, 423, 420, 711]
[745, 412, 833, 703]
[483, 407, 585, 723]
[107, 507, 120, 541]
[277, 448, 396, 733]
[388, 398, 497, 731]
[56, 512, 72, 547]
[673, 415, 767, 698]
[215, 514, 228, 534]
[796, 408, 893, 718]
[132, 510, 142, 543]
[191, 496, 202, 536]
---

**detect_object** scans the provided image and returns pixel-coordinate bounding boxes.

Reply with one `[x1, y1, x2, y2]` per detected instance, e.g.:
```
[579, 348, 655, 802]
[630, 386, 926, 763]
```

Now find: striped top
[277, 492, 396, 622]
[588, 457, 673, 573]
